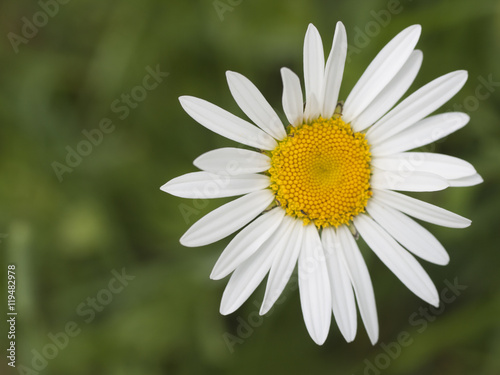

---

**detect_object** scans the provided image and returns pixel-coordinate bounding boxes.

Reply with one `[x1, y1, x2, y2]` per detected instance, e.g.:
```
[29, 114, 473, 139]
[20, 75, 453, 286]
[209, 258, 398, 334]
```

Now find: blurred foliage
[0, 0, 499, 374]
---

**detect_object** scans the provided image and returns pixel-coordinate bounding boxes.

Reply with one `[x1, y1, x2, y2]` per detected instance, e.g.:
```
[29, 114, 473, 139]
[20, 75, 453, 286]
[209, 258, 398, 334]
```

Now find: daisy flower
[161, 22, 482, 345]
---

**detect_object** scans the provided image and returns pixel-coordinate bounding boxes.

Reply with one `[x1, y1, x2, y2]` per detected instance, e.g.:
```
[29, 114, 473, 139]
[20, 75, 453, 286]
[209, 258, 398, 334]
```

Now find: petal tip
[219, 300, 237, 316]
[311, 333, 327, 346]
[413, 49, 424, 59]
[219, 307, 231, 316]
[458, 112, 471, 121]
[225, 70, 238, 80]
[452, 70, 469, 85]
[179, 234, 197, 248]
[159, 181, 173, 194]
[305, 23, 320, 38]
[178, 95, 191, 104]
[438, 256, 450, 266]
[209, 266, 221, 280]
[407, 24, 422, 37]
[259, 304, 270, 316]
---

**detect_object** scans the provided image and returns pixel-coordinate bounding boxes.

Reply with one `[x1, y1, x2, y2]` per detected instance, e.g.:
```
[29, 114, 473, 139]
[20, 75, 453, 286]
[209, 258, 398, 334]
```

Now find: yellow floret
[269, 117, 372, 228]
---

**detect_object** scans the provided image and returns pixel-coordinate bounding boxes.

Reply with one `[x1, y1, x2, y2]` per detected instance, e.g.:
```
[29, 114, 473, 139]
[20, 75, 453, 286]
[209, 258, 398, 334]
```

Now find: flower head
[161, 22, 482, 345]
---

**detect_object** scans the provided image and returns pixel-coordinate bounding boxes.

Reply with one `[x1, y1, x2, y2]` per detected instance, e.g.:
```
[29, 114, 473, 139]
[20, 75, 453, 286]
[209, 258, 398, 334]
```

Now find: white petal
[226, 71, 287, 140]
[351, 50, 423, 132]
[372, 153, 477, 180]
[343, 25, 421, 122]
[321, 227, 357, 343]
[298, 224, 332, 345]
[220, 217, 293, 315]
[281, 68, 304, 126]
[448, 173, 483, 187]
[354, 214, 439, 307]
[370, 112, 469, 156]
[366, 200, 449, 265]
[303, 24, 325, 121]
[260, 217, 304, 315]
[211, 208, 285, 280]
[367, 71, 468, 145]
[321, 21, 347, 118]
[193, 148, 271, 174]
[372, 189, 471, 228]
[180, 189, 274, 247]
[161, 172, 270, 199]
[337, 225, 378, 345]
[371, 168, 449, 192]
[303, 94, 320, 123]
[179, 96, 277, 150]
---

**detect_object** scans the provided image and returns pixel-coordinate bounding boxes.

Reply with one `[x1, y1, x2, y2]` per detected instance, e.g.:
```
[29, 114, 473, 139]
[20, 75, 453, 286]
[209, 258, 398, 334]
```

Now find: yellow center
[268, 116, 372, 228]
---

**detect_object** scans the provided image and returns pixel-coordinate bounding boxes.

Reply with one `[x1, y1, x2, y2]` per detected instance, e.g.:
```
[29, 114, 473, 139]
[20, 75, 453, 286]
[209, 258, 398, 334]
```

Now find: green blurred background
[1, 0, 499, 374]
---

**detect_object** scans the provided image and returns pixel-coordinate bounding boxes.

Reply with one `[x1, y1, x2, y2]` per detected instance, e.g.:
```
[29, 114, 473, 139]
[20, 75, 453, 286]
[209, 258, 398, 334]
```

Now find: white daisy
[161, 22, 482, 345]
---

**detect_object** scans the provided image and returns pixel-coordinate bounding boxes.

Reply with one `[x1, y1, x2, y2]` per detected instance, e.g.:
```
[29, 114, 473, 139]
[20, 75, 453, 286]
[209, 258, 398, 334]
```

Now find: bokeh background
[1, 0, 499, 374]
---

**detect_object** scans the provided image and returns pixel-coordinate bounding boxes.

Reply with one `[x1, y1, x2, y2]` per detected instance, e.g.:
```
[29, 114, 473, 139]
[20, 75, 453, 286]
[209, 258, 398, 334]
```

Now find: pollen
[268, 116, 372, 228]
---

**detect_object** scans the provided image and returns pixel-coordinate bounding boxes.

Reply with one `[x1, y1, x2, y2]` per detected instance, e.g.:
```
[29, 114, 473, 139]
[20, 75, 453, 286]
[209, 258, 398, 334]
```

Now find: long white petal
[220, 217, 293, 314]
[281, 68, 304, 126]
[210, 208, 285, 280]
[179, 96, 277, 150]
[366, 71, 468, 145]
[260, 217, 304, 315]
[303, 94, 320, 123]
[226, 71, 287, 140]
[370, 112, 470, 156]
[322, 227, 357, 343]
[303, 24, 325, 121]
[337, 225, 378, 345]
[372, 189, 471, 228]
[351, 50, 423, 132]
[298, 225, 332, 345]
[180, 189, 274, 247]
[448, 173, 483, 187]
[354, 214, 439, 307]
[371, 168, 449, 192]
[343, 25, 421, 122]
[372, 153, 477, 180]
[161, 172, 270, 199]
[366, 200, 449, 265]
[193, 148, 271, 175]
[321, 21, 347, 118]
